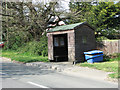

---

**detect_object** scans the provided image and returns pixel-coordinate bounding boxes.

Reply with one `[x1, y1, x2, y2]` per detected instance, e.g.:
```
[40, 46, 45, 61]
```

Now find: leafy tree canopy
[68, 1, 120, 39]
[87, 2, 120, 38]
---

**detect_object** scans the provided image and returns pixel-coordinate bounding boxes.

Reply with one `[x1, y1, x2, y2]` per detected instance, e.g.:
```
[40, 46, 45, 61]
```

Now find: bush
[103, 55, 111, 61]
[110, 53, 120, 59]
[17, 35, 48, 57]
[103, 53, 120, 61]
[109, 53, 120, 61]
[96, 36, 109, 41]
[3, 31, 32, 50]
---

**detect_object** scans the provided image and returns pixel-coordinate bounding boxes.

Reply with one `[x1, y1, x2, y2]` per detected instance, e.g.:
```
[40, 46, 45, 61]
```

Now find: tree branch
[0, 13, 13, 17]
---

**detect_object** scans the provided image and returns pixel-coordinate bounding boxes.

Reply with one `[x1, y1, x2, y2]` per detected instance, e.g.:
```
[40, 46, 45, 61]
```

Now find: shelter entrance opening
[53, 34, 68, 62]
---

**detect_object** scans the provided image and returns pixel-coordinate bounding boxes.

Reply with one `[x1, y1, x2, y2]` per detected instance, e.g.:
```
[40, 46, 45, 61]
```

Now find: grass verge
[77, 54, 120, 79]
[2, 50, 49, 63]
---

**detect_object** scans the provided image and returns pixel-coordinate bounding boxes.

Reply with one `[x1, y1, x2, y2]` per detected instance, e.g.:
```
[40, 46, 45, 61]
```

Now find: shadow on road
[1, 62, 55, 79]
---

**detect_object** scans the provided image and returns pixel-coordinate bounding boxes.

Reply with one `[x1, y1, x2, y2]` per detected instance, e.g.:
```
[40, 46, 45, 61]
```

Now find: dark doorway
[53, 34, 68, 62]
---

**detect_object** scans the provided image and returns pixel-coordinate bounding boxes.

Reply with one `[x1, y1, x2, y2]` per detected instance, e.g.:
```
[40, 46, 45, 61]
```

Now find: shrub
[96, 36, 109, 41]
[3, 31, 32, 50]
[103, 53, 120, 61]
[17, 35, 48, 57]
[103, 54, 111, 61]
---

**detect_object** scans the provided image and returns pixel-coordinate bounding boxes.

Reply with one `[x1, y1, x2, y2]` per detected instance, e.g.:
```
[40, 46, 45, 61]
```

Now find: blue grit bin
[84, 50, 103, 63]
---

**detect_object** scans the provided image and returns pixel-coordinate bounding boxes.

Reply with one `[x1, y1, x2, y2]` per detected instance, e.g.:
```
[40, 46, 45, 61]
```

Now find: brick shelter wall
[47, 34, 54, 60]
[67, 31, 75, 62]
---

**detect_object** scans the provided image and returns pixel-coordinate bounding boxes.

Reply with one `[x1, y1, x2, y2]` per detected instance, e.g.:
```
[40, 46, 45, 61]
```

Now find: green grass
[2, 50, 49, 63]
[77, 54, 120, 79]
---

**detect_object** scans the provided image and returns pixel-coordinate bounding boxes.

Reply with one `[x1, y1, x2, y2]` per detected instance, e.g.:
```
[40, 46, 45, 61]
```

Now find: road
[0, 59, 118, 89]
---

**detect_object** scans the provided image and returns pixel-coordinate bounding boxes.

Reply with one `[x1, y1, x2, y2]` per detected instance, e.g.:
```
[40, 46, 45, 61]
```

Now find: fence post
[118, 40, 120, 53]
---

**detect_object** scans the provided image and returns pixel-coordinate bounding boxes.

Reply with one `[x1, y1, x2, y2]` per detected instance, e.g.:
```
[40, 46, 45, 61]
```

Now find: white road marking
[27, 81, 49, 88]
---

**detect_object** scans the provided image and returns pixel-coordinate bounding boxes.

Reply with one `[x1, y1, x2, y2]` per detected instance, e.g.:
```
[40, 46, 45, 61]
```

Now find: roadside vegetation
[2, 34, 48, 63]
[2, 50, 48, 63]
[78, 53, 120, 79]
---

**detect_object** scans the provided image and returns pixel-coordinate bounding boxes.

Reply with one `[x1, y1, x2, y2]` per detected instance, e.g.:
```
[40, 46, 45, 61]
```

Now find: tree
[2, 2, 31, 50]
[87, 2, 120, 38]
[67, 2, 93, 24]
[2, 2, 59, 50]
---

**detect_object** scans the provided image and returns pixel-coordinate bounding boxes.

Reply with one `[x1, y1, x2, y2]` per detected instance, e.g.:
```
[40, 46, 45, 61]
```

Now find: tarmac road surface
[0, 58, 118, 89]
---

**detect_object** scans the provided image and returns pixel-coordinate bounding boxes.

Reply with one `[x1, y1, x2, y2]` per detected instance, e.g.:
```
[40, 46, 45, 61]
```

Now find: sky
[32, 0, 70, 12]
[32, 0, 119, 12]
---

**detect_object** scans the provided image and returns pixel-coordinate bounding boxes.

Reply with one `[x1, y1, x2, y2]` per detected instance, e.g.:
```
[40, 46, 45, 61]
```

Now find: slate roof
[47, 22, 84, 32]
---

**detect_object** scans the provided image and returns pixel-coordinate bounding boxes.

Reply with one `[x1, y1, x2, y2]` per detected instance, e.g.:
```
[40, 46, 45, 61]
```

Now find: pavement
[25, 60, 117, 82]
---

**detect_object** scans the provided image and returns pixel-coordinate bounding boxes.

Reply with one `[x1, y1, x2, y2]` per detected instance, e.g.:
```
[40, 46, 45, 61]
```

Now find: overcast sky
[32, 0, 70, 12]
[32, 0, 119, 12]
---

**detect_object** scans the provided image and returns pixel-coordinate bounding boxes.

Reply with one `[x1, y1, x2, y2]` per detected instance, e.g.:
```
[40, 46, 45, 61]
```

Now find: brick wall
[67, 31, 75, 62]
[47, 34, 54, 60]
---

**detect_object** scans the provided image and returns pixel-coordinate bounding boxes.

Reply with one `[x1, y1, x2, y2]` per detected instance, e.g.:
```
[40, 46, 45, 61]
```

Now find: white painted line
[27, 81, 49, 88]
